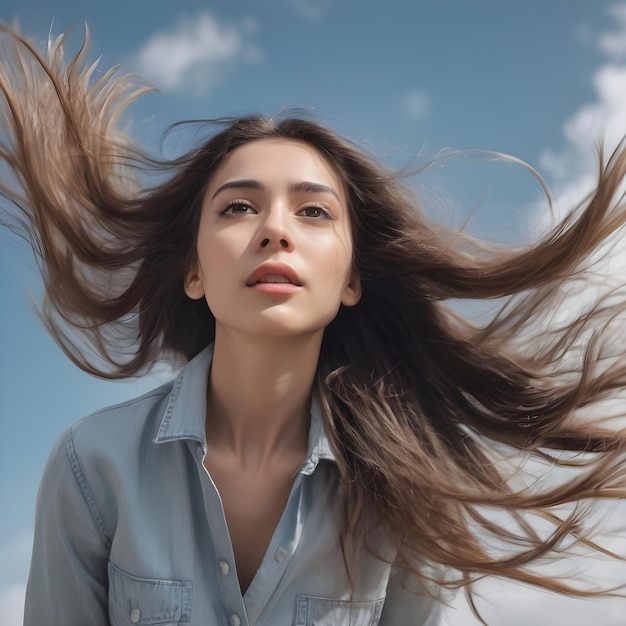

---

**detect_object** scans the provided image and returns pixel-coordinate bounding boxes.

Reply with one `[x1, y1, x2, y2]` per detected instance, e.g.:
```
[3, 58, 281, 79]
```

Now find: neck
[206, 327, 323, 468]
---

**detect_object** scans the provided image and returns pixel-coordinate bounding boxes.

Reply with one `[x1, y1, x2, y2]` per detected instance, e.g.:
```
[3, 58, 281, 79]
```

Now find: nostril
[280, 239, 288, 248]
[261, 238, 270, 248]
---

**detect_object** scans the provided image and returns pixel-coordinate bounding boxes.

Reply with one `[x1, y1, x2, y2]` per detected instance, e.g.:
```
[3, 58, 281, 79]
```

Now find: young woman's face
[185, 138, 361, 339]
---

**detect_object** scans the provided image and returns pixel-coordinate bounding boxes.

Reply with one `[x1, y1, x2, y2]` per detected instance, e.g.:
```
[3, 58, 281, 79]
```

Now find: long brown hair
[2, 26, 626, 605]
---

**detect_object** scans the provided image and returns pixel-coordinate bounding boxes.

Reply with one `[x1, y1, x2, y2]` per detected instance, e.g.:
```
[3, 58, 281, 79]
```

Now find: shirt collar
[300, 393, 336, 475]
[154, 343, 336, 473]
[154, 343, 214, 447]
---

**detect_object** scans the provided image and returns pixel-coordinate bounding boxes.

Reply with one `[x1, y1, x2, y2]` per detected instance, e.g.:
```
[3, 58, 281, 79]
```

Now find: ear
[184, 262, 205, 300]
[341, 270, 362, 307]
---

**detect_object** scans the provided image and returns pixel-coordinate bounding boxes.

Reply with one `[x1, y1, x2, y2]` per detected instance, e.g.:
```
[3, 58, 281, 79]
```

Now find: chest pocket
[108, 562, 192, 626]
[294, 594, 384, 626]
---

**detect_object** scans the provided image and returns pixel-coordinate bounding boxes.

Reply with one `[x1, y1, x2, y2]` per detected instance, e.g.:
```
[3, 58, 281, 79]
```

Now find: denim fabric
[24, 345, 441, 626]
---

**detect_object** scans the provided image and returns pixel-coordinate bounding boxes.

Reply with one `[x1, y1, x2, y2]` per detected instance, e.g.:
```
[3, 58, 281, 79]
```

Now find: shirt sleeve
[378, 565, 443, 626]
[24, 427, 111, 625]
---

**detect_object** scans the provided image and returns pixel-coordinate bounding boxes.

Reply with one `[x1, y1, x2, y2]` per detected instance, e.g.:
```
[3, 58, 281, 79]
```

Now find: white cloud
[599, 3, 626, 61]
[134, 13, 262, 94]
[479, 10, 626, 617]
[442, 571, 626, 625]
[0, 532, 31, 625]
[0, 532, 32, 587]
[539, 3, 626, 224]
[526, 3, 626, 355]
[402, 88, 431, 120]
[442, 509, 626, 625]
[0, 585, 25, 626]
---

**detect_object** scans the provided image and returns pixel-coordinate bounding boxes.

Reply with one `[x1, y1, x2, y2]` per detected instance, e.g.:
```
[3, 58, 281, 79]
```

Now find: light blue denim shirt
[25, 345, 441, 626]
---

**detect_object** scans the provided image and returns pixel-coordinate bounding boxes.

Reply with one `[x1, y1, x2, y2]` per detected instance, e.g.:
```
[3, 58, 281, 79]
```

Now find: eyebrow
[211, 179, 341, 201]
[288, 181, 341, 201]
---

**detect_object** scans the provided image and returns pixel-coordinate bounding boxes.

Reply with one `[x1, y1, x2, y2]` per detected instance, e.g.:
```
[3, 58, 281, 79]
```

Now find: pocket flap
[295, 594, 384, 626]
[108, 562, 192, 625]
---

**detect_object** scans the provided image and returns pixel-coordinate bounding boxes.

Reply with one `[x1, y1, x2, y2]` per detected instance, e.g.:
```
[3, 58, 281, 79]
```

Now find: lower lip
[248, 283, 302, 294]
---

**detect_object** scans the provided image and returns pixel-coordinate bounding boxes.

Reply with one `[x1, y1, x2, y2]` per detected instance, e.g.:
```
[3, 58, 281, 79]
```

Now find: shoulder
[43, 380, 176, 504]
[68, 381, 174, 453]
[39, 381, 177, 539]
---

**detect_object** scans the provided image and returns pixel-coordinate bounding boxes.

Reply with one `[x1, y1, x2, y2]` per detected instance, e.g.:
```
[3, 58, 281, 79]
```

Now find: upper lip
[246, 262, 303, 286]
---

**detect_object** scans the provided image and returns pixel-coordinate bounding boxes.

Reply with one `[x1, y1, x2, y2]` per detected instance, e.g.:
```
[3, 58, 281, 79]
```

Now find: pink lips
[246, 263, 303, 294]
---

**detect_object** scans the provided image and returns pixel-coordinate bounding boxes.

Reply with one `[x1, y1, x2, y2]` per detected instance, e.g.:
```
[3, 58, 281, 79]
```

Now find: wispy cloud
[599, 3, 626, 60]
[0, 585, 25, 626]
[539, 3, 626, 219]
[134, 13, 262, 95]
[0, 531, 31, 626]
[527, 2, 626, 344]
[0, 532, 32, 588]
[402, 88, 431, 119]
[281, 0, 333, 21]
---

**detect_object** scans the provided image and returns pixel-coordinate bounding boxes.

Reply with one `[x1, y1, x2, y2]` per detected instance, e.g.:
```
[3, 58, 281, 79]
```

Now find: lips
[257, 274, 295, 284]
[246, 263, 303, 287]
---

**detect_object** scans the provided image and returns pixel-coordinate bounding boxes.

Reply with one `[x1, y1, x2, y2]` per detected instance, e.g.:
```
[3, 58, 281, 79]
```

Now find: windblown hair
[2, 26, 626, 608]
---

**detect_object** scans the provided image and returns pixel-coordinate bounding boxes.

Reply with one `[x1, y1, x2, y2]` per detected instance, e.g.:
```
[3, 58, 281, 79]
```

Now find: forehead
[206, 138, 345, 197]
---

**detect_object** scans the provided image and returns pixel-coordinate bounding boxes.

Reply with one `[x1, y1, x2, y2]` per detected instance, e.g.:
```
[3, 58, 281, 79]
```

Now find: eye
[297, 204, 333, 219]
[219, 200, 257, 216]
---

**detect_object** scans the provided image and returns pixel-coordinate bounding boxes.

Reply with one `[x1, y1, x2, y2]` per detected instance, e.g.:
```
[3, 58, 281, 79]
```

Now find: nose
[261, 237, 289, 249]
[255, 206, 294, 252]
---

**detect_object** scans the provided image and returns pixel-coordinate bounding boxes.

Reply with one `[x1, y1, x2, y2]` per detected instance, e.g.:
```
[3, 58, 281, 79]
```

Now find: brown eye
[220, 201, 256, 216]
[298, 205, 332, 219]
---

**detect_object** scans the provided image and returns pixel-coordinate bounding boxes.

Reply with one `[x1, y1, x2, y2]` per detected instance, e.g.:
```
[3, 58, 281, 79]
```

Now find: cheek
[314, 231, 354, 291]
[330, 226, 355, 277]
[199, 230, 246, 273]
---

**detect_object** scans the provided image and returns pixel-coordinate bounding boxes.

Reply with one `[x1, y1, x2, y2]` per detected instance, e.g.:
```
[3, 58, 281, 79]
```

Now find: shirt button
[274, 546, 288, 562]
[218, 560, 230, 576]
[229, 615, 241, 626]
[130, 608, 141, 623]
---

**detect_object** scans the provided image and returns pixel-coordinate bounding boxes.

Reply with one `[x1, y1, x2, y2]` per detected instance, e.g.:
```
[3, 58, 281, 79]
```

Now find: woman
[2, 27, 625, 626]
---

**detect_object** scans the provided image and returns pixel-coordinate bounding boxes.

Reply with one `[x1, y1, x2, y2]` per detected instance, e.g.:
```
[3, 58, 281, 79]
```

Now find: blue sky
[1, 1, 626, 624]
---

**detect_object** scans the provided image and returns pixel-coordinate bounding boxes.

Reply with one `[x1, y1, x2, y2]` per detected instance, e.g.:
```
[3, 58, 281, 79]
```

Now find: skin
[184, 139, 361, 592]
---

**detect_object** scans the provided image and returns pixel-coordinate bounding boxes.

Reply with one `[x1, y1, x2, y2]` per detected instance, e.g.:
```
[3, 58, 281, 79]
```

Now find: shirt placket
[193, 441, 249, 626]
[194, 433, 311, 626]
[242, 470, 309, 624]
